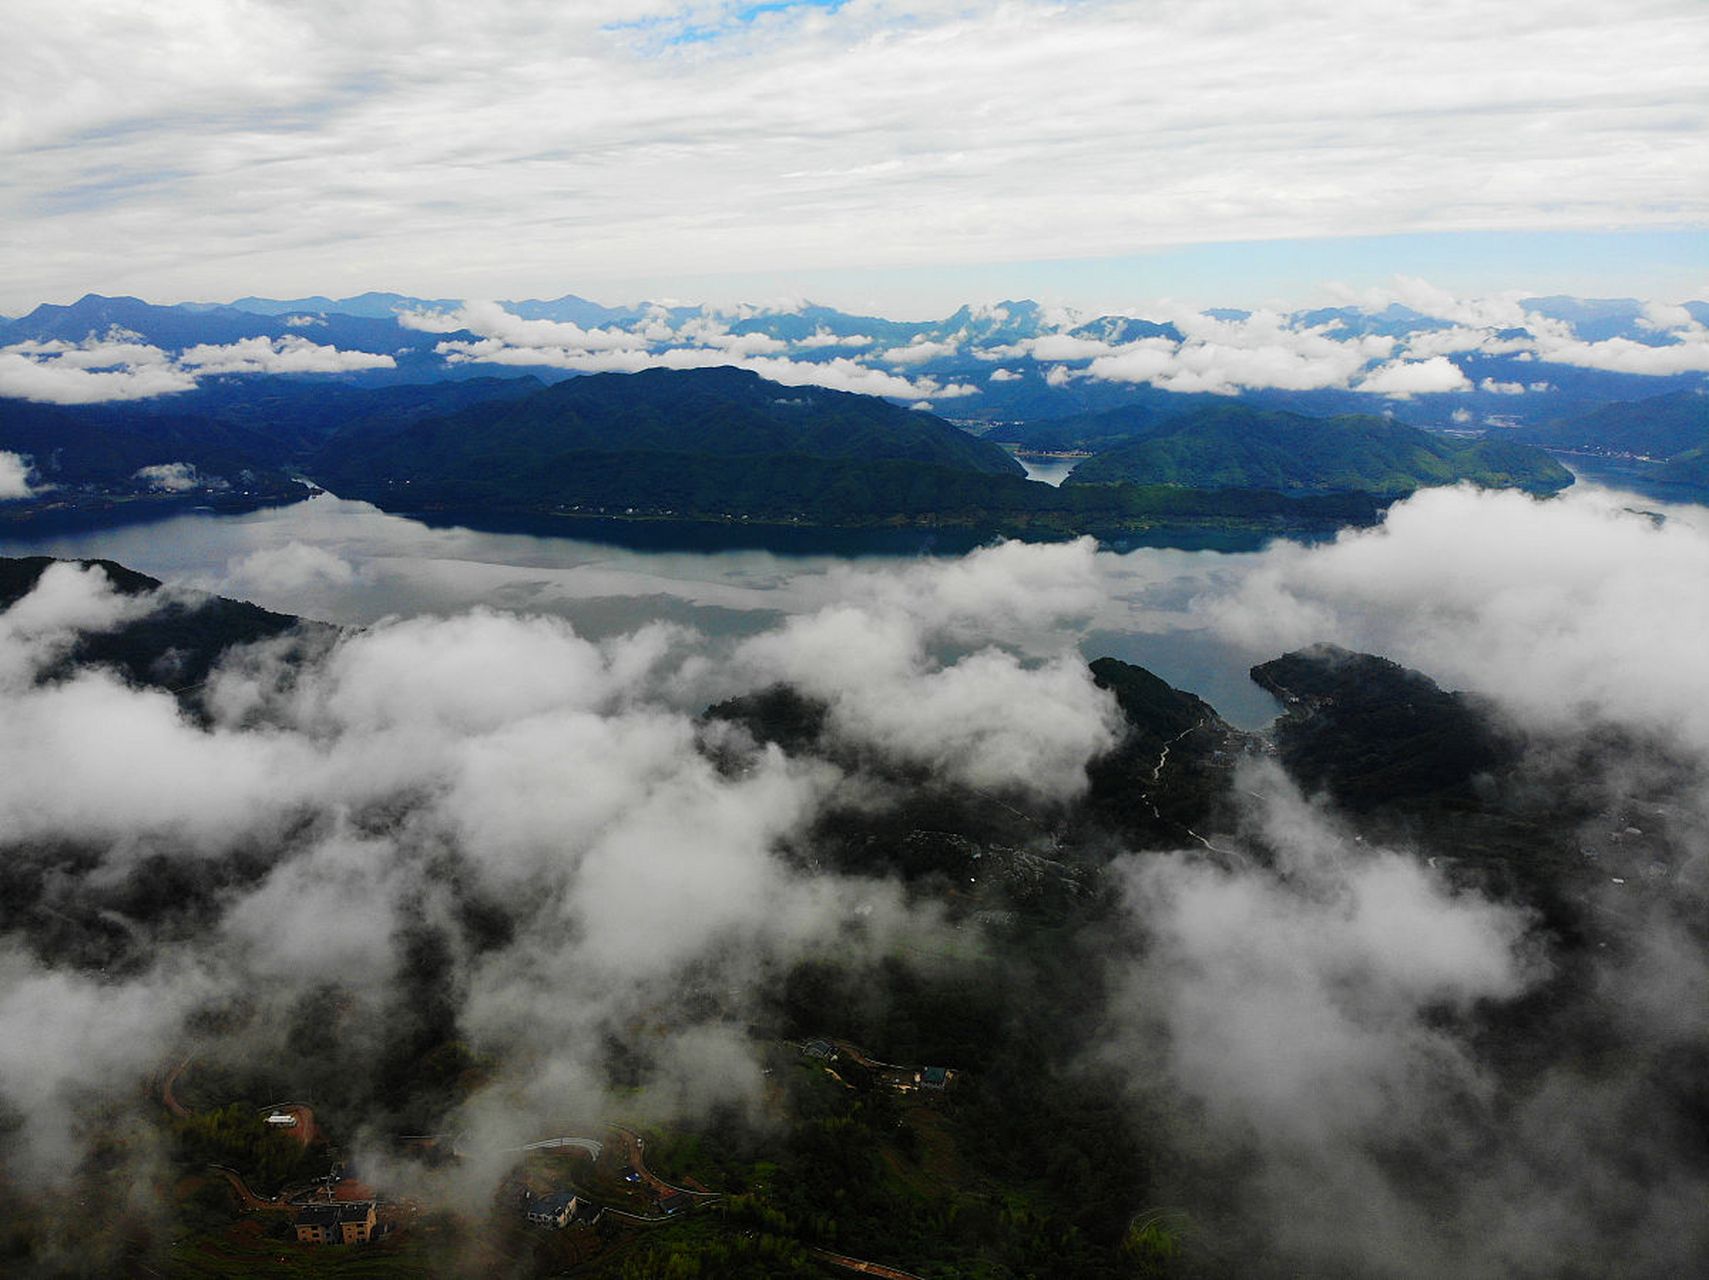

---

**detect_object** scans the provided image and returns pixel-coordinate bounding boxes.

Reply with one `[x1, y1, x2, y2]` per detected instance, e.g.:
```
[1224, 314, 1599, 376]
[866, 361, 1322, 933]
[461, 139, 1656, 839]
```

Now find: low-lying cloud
[5, 483, 1709, 1273]
[133, 461, 205, 493]
[0, 450, 36, 499]
[0, 335, 197, 403]
[425, 304, 981, 401]
[0, 331, 393, 404]
[1104, 757, 1709, 1277]
[0, 545, 1119, 1198]
[1199, 483, 1709, 753]
[178, 335, 396, 375]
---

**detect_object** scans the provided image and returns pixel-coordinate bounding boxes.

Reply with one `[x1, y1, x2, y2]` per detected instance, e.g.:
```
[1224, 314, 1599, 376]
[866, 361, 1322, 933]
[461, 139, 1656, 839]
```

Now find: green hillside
[992, 391, 1222, 453]
[1514, 389, 1709, 458]
[313, 365, 1024, 488]
[0, 398, 293, 489]
[1659, 445, 1709, 486]
[1063, 404, 1571, 495]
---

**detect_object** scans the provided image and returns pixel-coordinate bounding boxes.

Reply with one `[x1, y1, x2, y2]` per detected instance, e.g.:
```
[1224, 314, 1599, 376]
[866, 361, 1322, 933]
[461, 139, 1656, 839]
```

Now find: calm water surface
[0, 493, 1286, 725]
[1015, 456, 1079, 486]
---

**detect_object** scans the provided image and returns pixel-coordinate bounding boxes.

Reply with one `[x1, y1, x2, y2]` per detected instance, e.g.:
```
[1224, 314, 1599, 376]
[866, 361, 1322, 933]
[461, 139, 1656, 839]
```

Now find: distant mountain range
[305, 366, 1567, 537]
[2, 290, 1705, 431]
[0, 358, 1632, 541]
[3, 288, 1706, 538]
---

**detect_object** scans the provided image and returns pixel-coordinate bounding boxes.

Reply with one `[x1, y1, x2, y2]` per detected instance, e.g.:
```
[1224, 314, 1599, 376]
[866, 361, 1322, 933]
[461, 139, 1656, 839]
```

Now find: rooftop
[298, 1201, 375, 1226]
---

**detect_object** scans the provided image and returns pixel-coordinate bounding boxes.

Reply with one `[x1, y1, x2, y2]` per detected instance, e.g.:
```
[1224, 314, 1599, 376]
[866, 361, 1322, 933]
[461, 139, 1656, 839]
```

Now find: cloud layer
[3, 2, 1704, 307]
[0, 331, 395, 403]
[0, 450, 36, 499]
[4, 483, 1709, 1272]
[1201, 483, 1709, 753]
[0, 544, 1115, 1195]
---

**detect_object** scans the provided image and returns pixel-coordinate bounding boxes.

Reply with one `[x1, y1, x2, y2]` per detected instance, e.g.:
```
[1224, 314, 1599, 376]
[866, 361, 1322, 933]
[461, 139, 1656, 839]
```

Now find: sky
[2, 0, 1707, 316]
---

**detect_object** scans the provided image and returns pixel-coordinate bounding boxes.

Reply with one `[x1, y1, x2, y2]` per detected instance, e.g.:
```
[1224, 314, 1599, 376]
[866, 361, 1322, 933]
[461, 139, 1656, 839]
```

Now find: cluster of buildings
[801, 1039, 958, 1095]
[293, 1201, 377, 1246]
[523, 1189, 602, 1228]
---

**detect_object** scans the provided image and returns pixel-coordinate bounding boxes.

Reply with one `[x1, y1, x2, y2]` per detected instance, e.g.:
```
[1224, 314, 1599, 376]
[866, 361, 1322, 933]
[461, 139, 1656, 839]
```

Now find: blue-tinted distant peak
[227, 292, 461, 319]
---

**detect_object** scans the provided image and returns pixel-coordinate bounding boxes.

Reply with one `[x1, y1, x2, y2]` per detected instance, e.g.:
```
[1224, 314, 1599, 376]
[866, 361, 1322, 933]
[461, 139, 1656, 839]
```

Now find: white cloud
[735, 607, 1118, 800]
[133, 461, 203, 492]
[1479, 377, 1526, 395]
[1201, 484, 1709, 754]
[793, 327, 873, 349]
[0, 336, 195, 403]
[0, 329, 392, 402]
[1079, 312, 1397, 394]
[1639, 301, 1693, 331]
[675, 314, 790, 356]
[988, 367, 1021, 382]
[1105, 760, 1540, 1272]
[1344, 280, 1709, 377]
[1355, 355, 1472, 396]
[401, 299, 637, 351]
[1025, 333, 1117, 362]
[881, 337, 959, 366]
[8, 3, 1703, 308]
[431, 307, 969, 400]
[1379, 276, 1532, 330]
[218, 542, 361, 598]
[1401, 325, 1530, 358]
[1111, 760, 1534, 1144]
[1531, 328, 1709, 376]
[178, 335, 395, 375]
[0, 451, 35, 499]
[0, 540, 1151, 1184]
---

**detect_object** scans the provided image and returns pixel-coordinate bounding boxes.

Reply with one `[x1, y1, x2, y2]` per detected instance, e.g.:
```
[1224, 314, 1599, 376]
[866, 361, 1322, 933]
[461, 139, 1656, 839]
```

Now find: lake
[1015, 455, 1080, 486]
[0, 493, 1289, 726]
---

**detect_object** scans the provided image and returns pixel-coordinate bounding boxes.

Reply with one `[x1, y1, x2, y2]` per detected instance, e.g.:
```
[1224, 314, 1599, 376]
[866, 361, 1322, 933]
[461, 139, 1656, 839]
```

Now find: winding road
[1139, 721, 1248, 861]
[161, 1056, 193, 1118]
[208, 1165, 293, 1212]
[810, 1247, 926, 1280]
[512, 1136, 603, 1159]
[608, 1125, 721, 1203]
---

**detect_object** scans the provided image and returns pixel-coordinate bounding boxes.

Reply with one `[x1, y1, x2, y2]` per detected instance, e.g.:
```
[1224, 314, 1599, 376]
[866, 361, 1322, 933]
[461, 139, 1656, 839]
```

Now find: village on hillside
[151, 1033, 960, 1277]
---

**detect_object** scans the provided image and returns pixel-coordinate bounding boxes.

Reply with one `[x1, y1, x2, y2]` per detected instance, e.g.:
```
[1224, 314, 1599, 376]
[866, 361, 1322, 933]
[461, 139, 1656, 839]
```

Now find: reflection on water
[1016, 456, 1079, 487]
[0, 492, 1289, 725]
[1561, 458, 1709, 509]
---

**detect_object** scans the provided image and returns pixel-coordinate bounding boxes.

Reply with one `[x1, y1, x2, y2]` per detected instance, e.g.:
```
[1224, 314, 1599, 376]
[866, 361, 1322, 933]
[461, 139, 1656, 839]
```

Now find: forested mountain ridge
[1063, 404, 1572, 495]
[1251, 644, 1517, 810]
[305, 370, 1567, 536]
[313, 365, 1025, 484]
[1510, 389, 1709, 490]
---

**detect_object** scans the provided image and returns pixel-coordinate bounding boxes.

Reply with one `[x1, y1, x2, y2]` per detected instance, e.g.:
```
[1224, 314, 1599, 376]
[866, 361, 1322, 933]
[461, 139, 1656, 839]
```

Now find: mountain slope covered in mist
[4, 517, 1709, 1279]
[0, 555, 313, 694]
